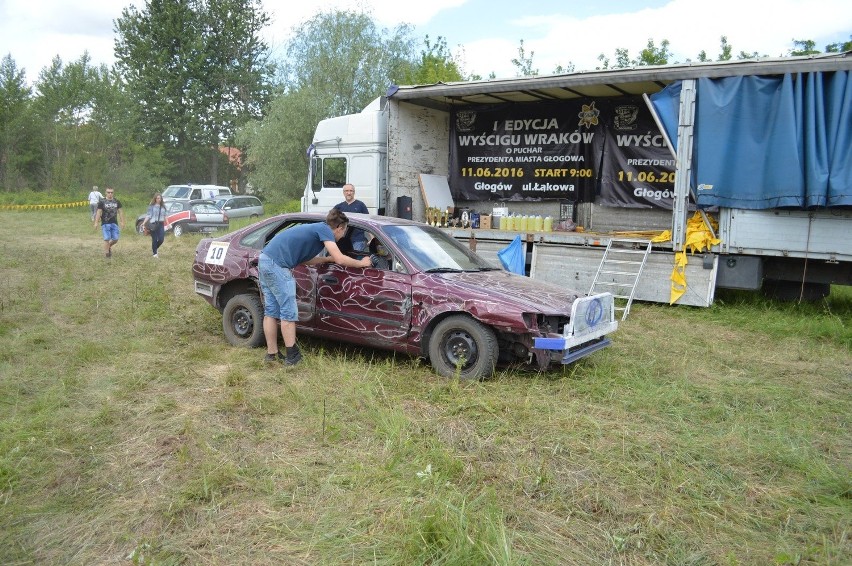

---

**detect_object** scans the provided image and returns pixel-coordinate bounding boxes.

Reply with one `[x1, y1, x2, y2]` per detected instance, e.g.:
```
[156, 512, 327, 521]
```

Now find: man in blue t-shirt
[259, 208, 371, 366]
[333, 183, 369, 251]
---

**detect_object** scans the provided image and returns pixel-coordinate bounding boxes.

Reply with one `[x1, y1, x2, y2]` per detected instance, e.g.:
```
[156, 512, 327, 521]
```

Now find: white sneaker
[152, 253, 158, 258]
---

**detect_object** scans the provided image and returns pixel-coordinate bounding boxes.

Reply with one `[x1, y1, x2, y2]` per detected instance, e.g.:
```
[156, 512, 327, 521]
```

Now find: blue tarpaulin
[649, 71, 852, 209]
[498, 235, 526, 275]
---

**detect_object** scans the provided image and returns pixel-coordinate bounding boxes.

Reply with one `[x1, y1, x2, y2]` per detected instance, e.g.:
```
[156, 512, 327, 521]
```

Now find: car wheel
[172, 223, 184, 237]
[136, 220, 146, 235]
[428, 315, 498, 380]
[222, 294, 265, 348]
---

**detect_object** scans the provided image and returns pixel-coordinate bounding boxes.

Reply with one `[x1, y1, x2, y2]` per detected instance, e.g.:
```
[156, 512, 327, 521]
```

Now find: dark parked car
[214, 195, 264, 219]
[136, 199, 229, 237]
[192, 213, 617, 380]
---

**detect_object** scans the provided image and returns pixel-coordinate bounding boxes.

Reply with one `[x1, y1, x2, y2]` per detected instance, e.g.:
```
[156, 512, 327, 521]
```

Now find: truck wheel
[222, 294, 265, 348]
[173, 223, 185, 237]
[428, 315, 498, 380]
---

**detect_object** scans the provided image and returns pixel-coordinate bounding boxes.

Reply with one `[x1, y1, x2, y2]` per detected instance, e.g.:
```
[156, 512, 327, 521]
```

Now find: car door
[312, 260, 413, 347]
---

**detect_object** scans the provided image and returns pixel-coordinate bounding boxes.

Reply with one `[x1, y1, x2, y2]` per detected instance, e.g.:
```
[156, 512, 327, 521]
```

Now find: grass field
[0, 208, 849, 565]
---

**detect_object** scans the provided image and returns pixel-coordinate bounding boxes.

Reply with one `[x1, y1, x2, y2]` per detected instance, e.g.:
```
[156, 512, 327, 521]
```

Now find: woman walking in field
[143, 193, 167, 258]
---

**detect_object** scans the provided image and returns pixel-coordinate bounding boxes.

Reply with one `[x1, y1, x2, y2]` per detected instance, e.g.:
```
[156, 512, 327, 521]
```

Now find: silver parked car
[214, 195, 264, 219]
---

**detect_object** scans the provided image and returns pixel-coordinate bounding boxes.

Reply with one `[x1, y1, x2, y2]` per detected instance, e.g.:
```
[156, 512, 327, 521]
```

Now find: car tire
[173, 223, 184, 237]
[428, 315, 498, 380]
[222, 294, 265, 348]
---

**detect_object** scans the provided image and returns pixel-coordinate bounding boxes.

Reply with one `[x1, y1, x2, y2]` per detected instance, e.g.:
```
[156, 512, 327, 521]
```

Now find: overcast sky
[1, 0, 850, 85]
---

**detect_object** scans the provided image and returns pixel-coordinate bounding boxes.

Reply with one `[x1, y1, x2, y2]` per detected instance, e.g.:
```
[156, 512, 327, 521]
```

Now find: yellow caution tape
[0, 201, 88, 211]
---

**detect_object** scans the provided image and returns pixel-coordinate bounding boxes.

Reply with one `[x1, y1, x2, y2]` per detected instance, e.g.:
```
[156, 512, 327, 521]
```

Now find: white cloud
[0, 0, 848, 84]
[501, 0, 852, 76]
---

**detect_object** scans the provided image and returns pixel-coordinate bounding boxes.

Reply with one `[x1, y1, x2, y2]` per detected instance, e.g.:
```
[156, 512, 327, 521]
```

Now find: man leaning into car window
[258, 209, 371, 366]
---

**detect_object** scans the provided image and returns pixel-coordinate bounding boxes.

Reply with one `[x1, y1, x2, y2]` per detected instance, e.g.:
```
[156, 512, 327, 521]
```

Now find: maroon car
[192, 213, 617, 380]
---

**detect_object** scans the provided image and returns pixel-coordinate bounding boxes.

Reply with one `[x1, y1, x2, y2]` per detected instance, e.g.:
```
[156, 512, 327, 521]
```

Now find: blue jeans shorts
[102, 223, 120, 241]
[258, 253, 297, 321]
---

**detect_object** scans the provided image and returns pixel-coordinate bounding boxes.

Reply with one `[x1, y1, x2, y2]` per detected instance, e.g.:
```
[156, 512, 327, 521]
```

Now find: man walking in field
[93, 187, 125, 258]
[87, 186, 103, 221]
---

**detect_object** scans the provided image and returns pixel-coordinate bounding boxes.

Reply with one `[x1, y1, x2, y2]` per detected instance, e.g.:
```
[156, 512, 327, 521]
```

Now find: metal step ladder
[588, 239, 652, 321]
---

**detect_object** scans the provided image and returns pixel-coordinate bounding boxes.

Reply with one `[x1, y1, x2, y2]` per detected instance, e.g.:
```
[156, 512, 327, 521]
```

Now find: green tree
[598, 38, 671, 68]
[397, 35, 464, 85]
[0, 54, 37, 191]
[511, 39, 538, 77]
[636, 38, 671, 66]
[240, 10, 417, 200]
[824, 35, 852, 52]
[790, 39, 820, 56]
[114, 0, 272, 185]
[279, 9, 416, 117]
[717, 36, 733, 61]
[192, 0, 273, 187]
[33, 53, 110, 191]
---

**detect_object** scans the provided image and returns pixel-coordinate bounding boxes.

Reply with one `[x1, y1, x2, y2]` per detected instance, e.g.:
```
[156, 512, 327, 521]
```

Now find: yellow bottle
[543, 216, 553, 232]
[533, 215, 543, 231]
[499, 215, 508, 230]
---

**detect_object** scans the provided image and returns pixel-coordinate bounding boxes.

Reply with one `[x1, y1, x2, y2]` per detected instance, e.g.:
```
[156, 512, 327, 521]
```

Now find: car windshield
[383, 225, 499, 272]
[163, 186, 190, 199]
[214, 199, 227, 208]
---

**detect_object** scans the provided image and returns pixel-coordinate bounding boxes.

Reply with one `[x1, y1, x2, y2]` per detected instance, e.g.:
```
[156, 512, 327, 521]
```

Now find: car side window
[239, 220, 313, 250]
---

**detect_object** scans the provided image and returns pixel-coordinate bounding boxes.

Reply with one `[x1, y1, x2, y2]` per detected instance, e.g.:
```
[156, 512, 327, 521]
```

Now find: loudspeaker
[397, 196, 412, 220]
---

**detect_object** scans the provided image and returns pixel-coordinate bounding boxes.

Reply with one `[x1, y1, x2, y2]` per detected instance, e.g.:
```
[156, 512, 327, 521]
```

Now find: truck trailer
[302, 53, 852, 308]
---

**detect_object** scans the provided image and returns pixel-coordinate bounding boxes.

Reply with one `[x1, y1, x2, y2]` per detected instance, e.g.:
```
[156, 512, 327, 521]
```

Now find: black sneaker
[284, 349, 302, 366]
[264, 352, 283, 364]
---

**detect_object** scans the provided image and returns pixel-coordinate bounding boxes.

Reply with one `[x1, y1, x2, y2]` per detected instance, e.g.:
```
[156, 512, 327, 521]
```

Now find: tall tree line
[0, 4, 847, 200]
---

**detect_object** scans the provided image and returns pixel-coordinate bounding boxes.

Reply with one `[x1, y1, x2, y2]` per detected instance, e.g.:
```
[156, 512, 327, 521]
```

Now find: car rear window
[192, 203, 221, 213]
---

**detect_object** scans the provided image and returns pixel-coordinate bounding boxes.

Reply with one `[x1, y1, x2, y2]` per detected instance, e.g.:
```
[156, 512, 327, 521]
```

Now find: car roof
[279, 212, 426, 228]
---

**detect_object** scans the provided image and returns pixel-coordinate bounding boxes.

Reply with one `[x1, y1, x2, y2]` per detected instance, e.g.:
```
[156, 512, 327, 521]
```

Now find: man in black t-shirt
[93, 187, 125, 258]
[333, 183, 369, 251]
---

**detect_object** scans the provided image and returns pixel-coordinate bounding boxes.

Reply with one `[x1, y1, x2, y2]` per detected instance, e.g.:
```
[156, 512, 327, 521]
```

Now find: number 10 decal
[205, 242, 229, 266]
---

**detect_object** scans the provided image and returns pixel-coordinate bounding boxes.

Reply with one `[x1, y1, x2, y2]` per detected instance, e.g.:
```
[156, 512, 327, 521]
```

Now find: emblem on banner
[577, 102, 600, 129]
[614, 105, 640, 130]
[455, 110, 476, 132]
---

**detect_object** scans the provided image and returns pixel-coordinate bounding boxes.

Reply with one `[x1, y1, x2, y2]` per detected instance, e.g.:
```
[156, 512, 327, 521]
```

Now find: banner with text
[598, 98, 681, 209]
[449, 100, 604, 202]
[449, 97, 681, 208]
